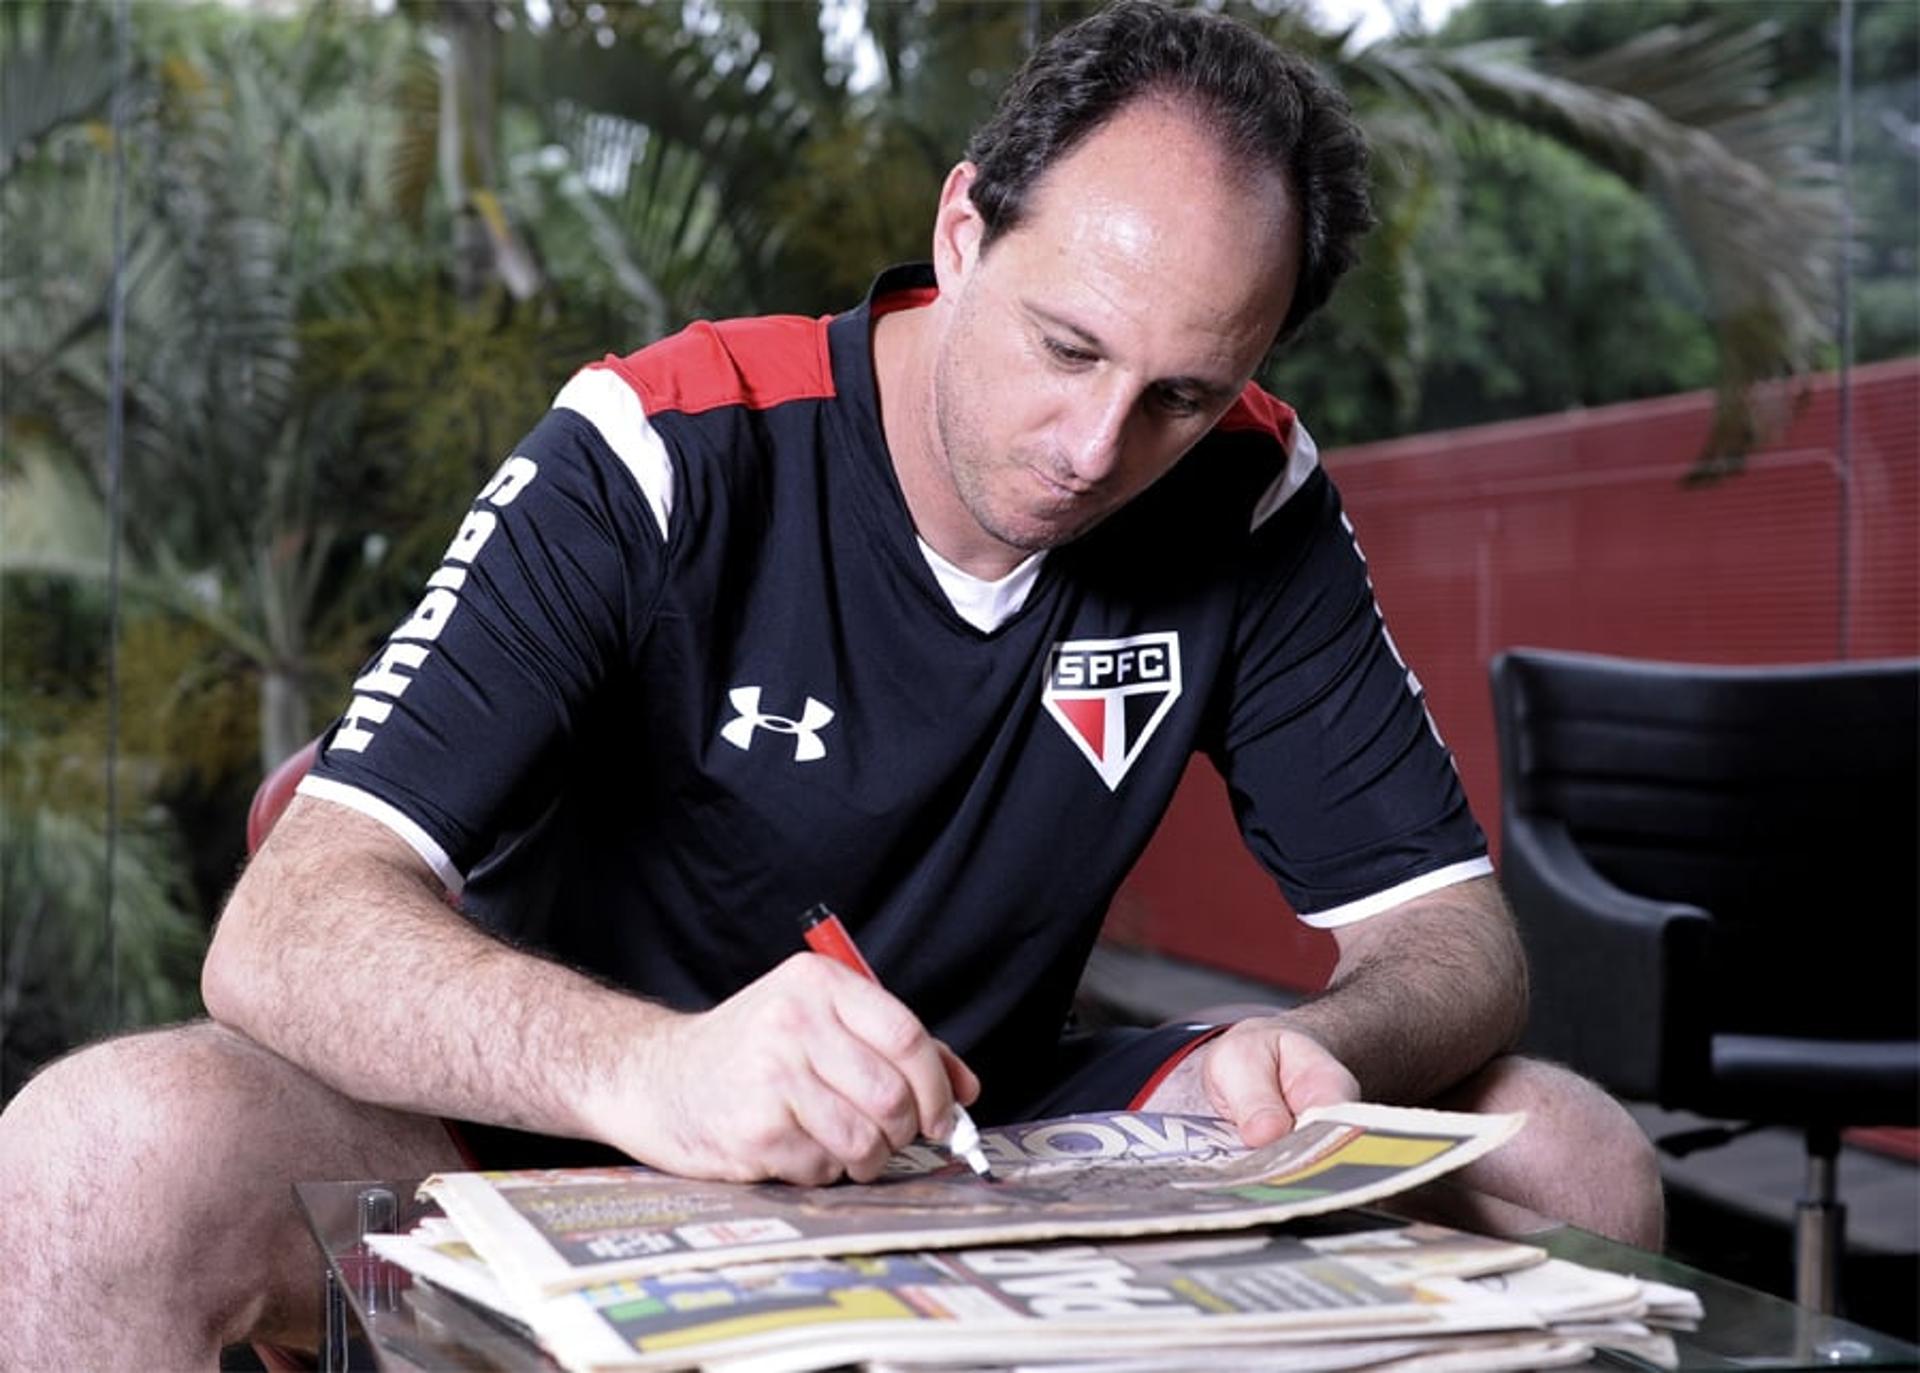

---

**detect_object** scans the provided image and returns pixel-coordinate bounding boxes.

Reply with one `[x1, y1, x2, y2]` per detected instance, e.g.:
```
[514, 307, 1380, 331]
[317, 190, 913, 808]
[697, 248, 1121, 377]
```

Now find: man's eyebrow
[1025, 304, 1237, 402]
[1027, 303, 1106, 351]
[1156, 373, 1237, 404]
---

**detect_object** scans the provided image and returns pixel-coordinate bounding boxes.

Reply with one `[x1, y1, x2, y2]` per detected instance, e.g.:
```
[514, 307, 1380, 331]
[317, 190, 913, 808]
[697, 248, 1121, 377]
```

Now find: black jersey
[302, 264, 1489, 1120]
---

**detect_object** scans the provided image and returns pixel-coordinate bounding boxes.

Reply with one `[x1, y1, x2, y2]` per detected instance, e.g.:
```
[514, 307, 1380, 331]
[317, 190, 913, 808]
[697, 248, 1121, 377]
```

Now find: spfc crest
[1041, 632, 1182, 791]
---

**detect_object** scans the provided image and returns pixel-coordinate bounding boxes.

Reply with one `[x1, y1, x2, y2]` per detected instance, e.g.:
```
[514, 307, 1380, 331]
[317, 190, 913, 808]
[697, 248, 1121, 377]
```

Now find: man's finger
[1281, 1045, 1363, 1119]
[783, 1085, 896, 1183]
[745, 1101, 861, 1186]
[1201, 1025, 1296, 1147]
[803, 1025, 926, 1154]
[935, 1041, 981, 1107]
[823, 972, 961, 1143]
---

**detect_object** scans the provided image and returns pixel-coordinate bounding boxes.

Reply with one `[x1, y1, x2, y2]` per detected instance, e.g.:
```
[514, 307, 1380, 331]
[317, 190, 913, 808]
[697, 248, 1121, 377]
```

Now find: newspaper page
[368, 1215, 1553, 1334]
[369, 1219, 523, 1323]
[423, 1103, 1524, 1302]
[370, 1210, 1700, 1373]
[524, 1230, 1546, 1373]
[862, 1329, 1597, 1373]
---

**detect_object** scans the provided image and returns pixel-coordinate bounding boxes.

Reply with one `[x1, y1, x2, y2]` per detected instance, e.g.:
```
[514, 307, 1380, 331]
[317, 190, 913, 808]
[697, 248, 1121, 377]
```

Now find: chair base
[1793, 1125, 1844, 1314]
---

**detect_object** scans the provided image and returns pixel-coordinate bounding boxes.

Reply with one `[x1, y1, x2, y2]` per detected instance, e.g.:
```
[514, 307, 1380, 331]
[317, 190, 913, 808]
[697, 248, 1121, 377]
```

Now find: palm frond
[1, 794, 206, 1101]
[1, 451, 278, 666]
[0, 1, 118, 188]
[1342, 26, 1836, 472]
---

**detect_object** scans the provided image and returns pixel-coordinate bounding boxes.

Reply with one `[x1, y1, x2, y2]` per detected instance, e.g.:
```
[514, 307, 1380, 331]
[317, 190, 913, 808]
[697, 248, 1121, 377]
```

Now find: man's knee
[0, 1023, 272, 1351]
[0, 1020, 453, 1359]
[4, 1020, 278, 1188]
[1438, 1055, 1664, 1250]
[1460, 1055, 1659, 1176]
[13, 1021, 186, 1161]
[0, 1023, 290, 1263]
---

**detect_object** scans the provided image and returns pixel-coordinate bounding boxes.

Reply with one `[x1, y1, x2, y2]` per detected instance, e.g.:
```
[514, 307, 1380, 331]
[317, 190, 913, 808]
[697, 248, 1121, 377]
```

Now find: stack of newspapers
[367, 1103, 1701, 1372]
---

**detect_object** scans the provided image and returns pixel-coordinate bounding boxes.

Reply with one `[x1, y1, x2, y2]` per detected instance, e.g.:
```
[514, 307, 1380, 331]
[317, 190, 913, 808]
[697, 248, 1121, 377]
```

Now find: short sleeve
[1208, 466, 1490, 926]
[300, 389, 671, 891]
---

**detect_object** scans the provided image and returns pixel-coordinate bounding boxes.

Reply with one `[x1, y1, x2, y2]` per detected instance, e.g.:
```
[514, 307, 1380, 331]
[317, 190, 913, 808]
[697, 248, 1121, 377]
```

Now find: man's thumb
[1203, 1028, 1296, 1147]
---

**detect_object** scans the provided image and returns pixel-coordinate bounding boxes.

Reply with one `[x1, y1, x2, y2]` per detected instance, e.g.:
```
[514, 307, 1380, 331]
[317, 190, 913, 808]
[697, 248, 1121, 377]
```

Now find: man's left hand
[1200, 1017, 1361, 1145]
[1141, 1016, 1361, 1147]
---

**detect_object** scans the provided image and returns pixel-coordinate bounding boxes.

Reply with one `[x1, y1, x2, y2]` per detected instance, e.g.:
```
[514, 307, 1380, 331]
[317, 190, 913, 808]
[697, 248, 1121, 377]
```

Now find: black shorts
[443, 1021, 1226, 1170]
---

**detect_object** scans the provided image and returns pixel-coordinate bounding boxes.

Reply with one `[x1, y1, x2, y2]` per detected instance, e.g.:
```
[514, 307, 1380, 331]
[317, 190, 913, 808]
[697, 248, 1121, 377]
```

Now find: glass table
[294, 1177, 1918, 1372]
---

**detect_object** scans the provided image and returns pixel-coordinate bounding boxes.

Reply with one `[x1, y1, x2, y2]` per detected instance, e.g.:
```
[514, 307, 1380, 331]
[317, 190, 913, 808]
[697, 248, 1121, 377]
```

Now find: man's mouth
[1026, 465, 1093, 502]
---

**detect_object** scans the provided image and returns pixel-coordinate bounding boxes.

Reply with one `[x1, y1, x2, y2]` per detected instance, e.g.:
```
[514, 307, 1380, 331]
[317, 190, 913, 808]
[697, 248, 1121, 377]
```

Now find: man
[0, 4, 1660, 1365]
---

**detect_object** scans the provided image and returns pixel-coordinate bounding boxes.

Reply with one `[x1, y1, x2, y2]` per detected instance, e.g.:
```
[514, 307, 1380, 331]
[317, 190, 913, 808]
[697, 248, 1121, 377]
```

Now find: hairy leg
[1428, 1055, 1664, 1250]
[0, 1020, 462, 1369]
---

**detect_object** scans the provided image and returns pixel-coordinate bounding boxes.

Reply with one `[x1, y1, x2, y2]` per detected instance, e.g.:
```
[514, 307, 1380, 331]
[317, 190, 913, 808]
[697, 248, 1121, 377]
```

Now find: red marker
[799, 904, 993, 1177]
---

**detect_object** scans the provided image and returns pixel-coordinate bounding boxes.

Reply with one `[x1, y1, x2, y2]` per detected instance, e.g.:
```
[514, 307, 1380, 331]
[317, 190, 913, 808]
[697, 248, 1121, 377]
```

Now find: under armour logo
[720, 686, 835, 762]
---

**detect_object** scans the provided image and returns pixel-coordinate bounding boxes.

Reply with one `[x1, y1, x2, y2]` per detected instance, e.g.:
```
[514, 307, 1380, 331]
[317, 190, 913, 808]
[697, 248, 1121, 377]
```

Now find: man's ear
[931, 162, 986, 295]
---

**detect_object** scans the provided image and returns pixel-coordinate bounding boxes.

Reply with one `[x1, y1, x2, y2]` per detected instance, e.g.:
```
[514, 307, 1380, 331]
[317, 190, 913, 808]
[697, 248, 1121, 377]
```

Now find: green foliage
[1, 794, 207, 1100]
[0, 1, 116, 187]
[1415, 130, 1720, 427]
[1325, 16, 1840, 472]
[1, 490, 212, 1100]
[301, 269, 592, 594]
[1437, 0, 1918, 375]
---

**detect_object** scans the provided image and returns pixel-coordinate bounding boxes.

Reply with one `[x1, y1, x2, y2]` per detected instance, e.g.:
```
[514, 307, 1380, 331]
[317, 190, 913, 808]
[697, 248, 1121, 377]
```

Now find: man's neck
[871, 303, 1028, 582]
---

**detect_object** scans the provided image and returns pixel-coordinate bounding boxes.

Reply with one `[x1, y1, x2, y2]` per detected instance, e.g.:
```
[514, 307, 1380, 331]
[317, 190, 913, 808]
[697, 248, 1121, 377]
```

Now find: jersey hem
[1126, 1024, 1232, 1110]
[295, 775, 467, 896]
[1298, 856, 1495, 929]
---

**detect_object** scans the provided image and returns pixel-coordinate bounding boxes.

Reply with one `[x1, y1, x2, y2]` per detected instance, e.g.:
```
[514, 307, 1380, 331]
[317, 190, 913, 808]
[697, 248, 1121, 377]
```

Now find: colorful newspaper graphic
[369, 1218, 1611, 1373]
[526, 1231, 1547, 1373]
[423, 1103, 1525, 1302]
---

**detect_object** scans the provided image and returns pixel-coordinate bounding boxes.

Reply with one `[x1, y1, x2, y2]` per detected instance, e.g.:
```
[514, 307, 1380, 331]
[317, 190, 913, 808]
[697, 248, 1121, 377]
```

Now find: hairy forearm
[202, 797, 665, 1142]
[1276, 877, 1528, 1105]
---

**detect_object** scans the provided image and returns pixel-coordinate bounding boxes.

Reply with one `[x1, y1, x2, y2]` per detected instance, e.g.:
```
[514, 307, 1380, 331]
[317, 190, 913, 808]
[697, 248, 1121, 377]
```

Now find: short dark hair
[965, 0, 1373, 344]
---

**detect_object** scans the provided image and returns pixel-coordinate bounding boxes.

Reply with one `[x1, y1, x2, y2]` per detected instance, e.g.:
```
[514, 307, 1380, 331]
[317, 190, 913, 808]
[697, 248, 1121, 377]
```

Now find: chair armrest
[247, 738, 322, 855]
[1503, 813, 1714, 1103]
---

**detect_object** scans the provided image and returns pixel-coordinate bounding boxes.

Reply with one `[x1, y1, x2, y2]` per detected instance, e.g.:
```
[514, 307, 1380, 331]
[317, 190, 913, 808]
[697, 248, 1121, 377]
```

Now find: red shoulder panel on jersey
[589, 315, 837, 417]
[873, 284, 939, 318]
[1215, 382, 1297, 446]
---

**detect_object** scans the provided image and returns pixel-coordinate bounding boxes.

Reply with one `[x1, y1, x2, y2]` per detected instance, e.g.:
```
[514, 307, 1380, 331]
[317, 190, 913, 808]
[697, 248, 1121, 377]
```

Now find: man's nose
[1057, 387, 1132, 485]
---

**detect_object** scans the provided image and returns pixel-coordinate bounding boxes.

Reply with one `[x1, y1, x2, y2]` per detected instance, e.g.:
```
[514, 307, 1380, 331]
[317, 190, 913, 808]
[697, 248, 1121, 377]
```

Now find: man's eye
[1043, 337, 1096, 366]
[1154, 389, 1204, 418]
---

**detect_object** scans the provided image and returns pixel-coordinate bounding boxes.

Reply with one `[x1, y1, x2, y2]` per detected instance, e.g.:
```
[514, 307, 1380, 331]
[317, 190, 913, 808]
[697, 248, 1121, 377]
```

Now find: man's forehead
[1020, 96, 1296, 232]
[986, 149, 1296, 368]
[993, 104, 1298, 306]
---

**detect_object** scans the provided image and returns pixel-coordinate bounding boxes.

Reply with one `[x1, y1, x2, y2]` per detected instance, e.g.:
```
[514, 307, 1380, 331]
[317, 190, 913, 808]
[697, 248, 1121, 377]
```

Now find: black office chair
[1489, 648, 1920, 1313]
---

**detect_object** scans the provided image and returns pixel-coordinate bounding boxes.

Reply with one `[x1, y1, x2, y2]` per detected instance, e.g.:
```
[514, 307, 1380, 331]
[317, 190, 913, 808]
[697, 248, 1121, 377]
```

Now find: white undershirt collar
[915, 538, 1047, 634]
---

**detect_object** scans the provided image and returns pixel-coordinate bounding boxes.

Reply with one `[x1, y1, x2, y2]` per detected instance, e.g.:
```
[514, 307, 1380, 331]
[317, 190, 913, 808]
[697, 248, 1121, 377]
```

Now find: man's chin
[982, 506, 1111, 557]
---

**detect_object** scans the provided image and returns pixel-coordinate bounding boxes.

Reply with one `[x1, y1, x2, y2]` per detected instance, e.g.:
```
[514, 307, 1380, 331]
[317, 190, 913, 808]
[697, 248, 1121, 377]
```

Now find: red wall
[1108, 359, 1920, 991]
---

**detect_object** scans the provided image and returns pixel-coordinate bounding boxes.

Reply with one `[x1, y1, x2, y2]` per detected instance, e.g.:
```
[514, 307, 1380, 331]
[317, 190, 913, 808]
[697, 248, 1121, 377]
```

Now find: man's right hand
[589, 953, 979, 1184]
[210, 798, 976, 1185]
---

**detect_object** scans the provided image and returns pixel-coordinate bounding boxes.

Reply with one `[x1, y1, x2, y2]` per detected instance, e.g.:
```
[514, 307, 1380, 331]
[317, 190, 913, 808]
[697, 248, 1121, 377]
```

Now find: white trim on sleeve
[553, 369, 675, 540]
[295, 775, 467, 897]
[1297, 856, 1495, 929]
